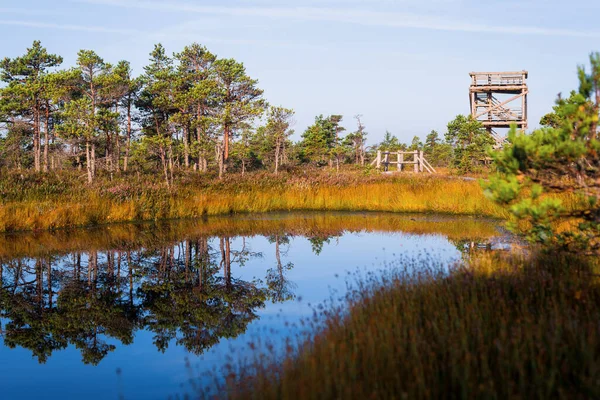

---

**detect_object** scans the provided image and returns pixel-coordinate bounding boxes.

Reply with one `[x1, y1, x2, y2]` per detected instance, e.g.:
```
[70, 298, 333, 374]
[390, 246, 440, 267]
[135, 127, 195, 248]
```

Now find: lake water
[0, 212, 508, 400]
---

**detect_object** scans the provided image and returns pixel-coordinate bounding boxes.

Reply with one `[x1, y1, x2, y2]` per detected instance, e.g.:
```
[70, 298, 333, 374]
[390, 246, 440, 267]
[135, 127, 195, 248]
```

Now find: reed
[203, 251, 600, 399]
[0, 169, 508, 232]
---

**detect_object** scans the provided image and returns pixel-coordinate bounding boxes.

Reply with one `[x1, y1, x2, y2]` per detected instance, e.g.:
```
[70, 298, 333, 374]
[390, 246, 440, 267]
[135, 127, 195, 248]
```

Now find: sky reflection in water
[0, 213, 504, 400]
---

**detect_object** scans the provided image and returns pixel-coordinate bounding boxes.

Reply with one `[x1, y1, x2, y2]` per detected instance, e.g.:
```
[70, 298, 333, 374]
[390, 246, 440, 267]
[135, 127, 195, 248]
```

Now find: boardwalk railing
[370, 150, 436, 174]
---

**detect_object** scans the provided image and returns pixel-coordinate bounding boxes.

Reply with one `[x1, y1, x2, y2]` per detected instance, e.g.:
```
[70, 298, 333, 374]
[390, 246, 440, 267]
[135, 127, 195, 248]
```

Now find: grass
[201, 251, 600, 399]
[0, 169, 508, 232]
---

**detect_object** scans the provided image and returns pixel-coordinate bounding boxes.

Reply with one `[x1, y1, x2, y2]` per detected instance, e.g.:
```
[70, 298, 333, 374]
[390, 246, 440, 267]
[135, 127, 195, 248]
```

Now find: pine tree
[445, 115, 494, 173]
[424, 130, 440, 154]
[214, 58, 266, 177]
[112, 61, 140, 172]
[377, 131, 404, 152]
[343, 115, 367, 165]
[0, 40, 62, 172]
[409, 135, 423, 151]
[485, 53, 600, 253]
[265, 106, 294, 174]
[136, 44, 177, 186]
[300, 115, 339, 166]
[174, 43, 217, 171]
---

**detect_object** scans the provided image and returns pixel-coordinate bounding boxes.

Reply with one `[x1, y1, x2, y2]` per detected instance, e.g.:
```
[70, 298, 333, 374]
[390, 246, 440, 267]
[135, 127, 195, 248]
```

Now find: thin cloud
[75, 0, 600, 38]
[0, 8, 64, 16]
[0, 20, 143, 35]
[146, 22, 329, 51]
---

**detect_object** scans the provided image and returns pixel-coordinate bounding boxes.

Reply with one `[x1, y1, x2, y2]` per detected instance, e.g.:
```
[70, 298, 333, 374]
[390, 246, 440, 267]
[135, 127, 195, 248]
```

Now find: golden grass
[0, 171, 508, 232]
[205, 251, 600, 400]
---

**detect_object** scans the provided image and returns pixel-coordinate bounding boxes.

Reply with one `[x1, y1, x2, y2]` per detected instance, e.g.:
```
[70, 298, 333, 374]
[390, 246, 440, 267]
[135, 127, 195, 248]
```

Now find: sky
[0, 0, 598, 144]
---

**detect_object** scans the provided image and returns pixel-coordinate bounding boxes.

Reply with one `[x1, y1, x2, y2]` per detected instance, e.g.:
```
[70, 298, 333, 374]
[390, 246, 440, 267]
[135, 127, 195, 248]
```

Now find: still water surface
[0, 212, 507, 400]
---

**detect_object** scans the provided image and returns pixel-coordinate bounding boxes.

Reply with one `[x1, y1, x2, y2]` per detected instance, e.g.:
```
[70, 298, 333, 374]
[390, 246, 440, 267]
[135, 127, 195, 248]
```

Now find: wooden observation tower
[469, 71, 528, 146]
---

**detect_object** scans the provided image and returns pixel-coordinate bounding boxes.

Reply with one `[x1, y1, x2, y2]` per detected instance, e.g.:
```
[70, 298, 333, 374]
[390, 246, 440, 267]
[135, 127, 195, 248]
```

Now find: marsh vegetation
[0, 170, 507, 232]
[208, 251, 600, 400]
[1, 38, 600, 400]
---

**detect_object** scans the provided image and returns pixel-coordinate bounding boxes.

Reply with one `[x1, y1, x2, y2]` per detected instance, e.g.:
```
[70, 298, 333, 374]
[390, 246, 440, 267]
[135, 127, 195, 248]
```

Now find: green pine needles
[485, 53, 600, 254]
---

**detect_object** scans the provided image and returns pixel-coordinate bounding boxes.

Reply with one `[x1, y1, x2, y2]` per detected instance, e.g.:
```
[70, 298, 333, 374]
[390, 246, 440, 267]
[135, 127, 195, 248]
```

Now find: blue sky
[0, 0, 598, 144]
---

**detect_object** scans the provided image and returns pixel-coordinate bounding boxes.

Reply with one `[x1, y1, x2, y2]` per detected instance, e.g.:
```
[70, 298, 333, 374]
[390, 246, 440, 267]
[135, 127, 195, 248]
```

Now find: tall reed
[202, 251, 600, 399]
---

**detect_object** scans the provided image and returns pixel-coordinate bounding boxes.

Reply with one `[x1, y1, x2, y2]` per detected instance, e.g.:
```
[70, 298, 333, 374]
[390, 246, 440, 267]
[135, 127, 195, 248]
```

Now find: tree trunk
[114, 103, 121, 172]
[218, 146, 224, 179]
[127, 251, 133, 305]
[105, 132, 111, 171]
[185, 240, 191, 281]
[221, 237, 232, 291]
[196, 105, 202, 170]
[160, 146, 169, 187]
[168, 143, 174, 186]
[360, 146, 365, 166]
[183, 125, 190, 168]
[36, 259, 42, 305]
[223, 124, 230, 174]
[224, 127, 230, 160]
[86, 140, 93, 184]
[115, 131, 121, 172]
[91, 142, 96, 179]
[274, 139, 280, 174]
[43, 104, 50, 172]
[124, 101, 132, 172]
[197, 129, 202, 171]
[275, 236, 284, 282]
[33, 104, 41, 172]
[225, 238, 231, 290]
[89, 74, 97, 181]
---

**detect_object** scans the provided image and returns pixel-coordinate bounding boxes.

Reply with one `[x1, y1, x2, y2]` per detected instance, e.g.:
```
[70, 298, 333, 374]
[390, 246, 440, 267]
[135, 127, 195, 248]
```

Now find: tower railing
[469, 70, 529, 143]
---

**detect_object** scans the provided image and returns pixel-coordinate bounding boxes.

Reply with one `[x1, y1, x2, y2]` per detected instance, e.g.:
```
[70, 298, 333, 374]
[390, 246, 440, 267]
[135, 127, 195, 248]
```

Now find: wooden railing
[370, 150, 436, 174]
[469, 71, 528, 87]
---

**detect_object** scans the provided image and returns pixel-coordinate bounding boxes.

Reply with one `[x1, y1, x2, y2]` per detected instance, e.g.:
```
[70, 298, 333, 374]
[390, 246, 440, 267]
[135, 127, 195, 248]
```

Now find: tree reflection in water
[266, 235, 296, 303]
[0, 236, 278, 365]
[0, 213, 504, 365]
